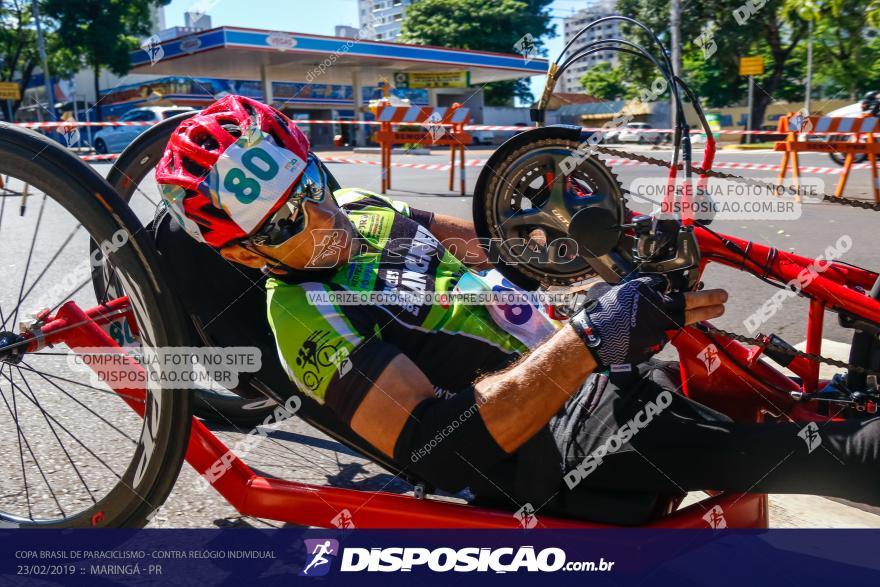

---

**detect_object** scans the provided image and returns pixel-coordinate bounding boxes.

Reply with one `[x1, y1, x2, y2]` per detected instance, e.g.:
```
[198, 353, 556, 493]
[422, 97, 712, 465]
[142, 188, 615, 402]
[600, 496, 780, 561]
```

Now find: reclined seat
[150, 208, 681, 526]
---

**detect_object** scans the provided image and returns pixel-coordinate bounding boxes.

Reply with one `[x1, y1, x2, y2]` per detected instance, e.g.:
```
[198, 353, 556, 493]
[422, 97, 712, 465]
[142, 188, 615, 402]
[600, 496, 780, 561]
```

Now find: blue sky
[161, 0, 592, 99]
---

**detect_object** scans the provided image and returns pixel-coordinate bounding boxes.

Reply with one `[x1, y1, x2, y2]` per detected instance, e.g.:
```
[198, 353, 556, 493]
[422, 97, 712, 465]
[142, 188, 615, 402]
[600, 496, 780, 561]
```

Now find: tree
[615, 0, 807, 135]
[786, 0, 879, 100]
[578, 62, 632, 100]
[400, 0, 555, 106]
[44, 0, 168, 120]
[0, 0, 77, 118]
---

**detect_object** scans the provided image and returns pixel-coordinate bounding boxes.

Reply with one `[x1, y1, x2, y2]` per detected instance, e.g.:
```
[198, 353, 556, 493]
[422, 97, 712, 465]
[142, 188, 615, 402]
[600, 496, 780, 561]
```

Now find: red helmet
[155, 95, 311, 248]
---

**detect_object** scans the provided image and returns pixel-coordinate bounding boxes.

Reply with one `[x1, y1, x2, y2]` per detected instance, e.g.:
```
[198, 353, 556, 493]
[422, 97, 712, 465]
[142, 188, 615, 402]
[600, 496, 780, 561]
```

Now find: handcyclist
[154, 95, 880, 522]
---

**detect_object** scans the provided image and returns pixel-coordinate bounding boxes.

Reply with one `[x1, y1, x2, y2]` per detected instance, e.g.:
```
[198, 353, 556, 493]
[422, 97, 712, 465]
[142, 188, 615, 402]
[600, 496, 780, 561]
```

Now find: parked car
[93, 106, 195, 154]
[617, 122, 662, 144]
[470, 130, 495, 145]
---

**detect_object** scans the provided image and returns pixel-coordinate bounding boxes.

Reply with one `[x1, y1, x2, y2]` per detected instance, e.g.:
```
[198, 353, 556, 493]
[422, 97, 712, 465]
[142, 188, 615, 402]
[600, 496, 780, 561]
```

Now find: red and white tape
[78, 151, 868, 175]
[16, 119, 878, 136]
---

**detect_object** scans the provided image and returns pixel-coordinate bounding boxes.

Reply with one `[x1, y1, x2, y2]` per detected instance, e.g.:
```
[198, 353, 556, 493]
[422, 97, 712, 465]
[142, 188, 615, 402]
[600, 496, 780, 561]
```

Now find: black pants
[469, 361, 880, 524]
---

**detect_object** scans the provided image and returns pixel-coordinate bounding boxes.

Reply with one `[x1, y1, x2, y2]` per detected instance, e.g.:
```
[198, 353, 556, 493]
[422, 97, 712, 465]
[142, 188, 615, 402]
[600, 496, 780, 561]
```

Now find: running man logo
[422, 112, 446, 143]
[140, 34, 164, 66]
[702, 505, 727, 529]
[697, 344, 721, 376]
[514, 503, 538, 529]
[300, 539, 340, 577]
[308, 229, 349, 268]
[331, 508, 356, 529]
[695, 30, 717, 60]
[798, 421, 823, 454]
[513, 33, 538, 64]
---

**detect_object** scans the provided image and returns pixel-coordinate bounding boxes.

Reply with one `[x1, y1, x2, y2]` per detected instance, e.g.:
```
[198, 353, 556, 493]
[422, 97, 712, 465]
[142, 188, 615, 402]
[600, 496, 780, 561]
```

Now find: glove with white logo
[569, 276, 686, 370]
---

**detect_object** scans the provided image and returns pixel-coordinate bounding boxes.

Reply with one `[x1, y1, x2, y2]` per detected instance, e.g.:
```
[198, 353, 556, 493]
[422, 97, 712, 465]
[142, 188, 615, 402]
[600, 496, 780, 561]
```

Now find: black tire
[829, 152, 868, 166]
[94, 138, 107, 155]
[473, 125, 627, 290]
[0, 123, 192, 527]
[105, 113, 277, 428]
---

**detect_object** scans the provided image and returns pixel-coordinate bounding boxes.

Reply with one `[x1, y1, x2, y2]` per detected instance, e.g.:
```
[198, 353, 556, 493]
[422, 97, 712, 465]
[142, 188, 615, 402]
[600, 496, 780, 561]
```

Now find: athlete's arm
[427, 213, 491, 269]
[351, 286, 726, 458]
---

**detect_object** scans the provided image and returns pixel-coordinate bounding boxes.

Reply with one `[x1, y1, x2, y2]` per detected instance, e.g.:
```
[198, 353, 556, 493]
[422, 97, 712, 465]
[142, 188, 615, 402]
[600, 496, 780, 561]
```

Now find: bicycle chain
[593, 145, 880, 377]
[696, 324, 880, 377]
[596, 146, 880, 212]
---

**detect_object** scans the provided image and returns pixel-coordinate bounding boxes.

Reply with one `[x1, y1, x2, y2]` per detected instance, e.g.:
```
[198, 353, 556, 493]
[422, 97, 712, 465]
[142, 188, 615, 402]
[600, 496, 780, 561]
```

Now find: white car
[93, 106, 195, 154]
[617, 122, 662, 144]
[807, 99, 874, 165]
[470, 130, 495, 145]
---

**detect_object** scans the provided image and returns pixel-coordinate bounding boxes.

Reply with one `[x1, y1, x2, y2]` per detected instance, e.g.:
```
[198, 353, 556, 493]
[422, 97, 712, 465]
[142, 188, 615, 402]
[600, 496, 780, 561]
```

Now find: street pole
[805, 18, 813, 113]
[746, 75, 754, 144]
[32, 0, 57, 121]
[669, 0, 682, 128]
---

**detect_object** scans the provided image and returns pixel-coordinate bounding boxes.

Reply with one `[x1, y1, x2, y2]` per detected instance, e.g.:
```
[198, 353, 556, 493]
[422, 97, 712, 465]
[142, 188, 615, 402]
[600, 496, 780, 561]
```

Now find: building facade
[358, 0, 415, 41]
[559, 0, 620, 94]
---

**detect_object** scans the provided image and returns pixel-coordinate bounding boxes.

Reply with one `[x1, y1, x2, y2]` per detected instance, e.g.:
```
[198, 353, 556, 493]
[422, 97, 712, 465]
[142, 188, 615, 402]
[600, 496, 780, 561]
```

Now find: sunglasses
[243, 156, 329, 248]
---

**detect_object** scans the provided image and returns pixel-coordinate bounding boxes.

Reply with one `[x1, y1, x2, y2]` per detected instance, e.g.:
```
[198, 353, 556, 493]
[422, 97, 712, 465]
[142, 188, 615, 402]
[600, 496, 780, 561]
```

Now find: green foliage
[43, 0, 169, 118]
[578, 62, 633, 100]
[44, 0, 165, 76]
[613, 0, 878, 112]
[399, 0, 555, 105]
[0, 0, 78, 115]
[786, 0, 880, 100]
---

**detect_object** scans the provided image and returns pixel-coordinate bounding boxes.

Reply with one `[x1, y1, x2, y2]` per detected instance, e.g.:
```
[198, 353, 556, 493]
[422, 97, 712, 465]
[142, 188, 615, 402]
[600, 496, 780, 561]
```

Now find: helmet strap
[239, 241, 290, 272]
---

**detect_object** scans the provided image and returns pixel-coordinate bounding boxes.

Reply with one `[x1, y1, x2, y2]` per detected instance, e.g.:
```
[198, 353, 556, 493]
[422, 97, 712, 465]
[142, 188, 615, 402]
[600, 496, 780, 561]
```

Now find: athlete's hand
[571, 276, 726, 369]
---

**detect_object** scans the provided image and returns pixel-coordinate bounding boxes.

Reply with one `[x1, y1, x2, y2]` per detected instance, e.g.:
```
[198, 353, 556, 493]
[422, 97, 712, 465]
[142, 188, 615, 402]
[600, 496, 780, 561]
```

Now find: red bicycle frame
[19, 290, 775, 529]
[674, 228, 879, 423]
[22, 155, 875, 528]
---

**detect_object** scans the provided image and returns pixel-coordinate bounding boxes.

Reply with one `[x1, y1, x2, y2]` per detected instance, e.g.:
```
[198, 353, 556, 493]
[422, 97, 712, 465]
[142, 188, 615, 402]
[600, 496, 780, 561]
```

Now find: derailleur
[567, 207, 701, 293]
[628, 216, 701, 292]
[791, 373, 880, 414]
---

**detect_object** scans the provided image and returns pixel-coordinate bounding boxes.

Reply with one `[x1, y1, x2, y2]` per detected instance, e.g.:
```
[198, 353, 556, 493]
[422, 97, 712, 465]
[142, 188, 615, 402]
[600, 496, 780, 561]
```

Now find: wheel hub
[0, 331, 26, 365]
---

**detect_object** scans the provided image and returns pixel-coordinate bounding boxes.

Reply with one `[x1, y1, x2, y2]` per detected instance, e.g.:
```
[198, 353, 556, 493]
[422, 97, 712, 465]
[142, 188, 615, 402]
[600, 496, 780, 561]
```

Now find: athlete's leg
[552, 360, 880, 507]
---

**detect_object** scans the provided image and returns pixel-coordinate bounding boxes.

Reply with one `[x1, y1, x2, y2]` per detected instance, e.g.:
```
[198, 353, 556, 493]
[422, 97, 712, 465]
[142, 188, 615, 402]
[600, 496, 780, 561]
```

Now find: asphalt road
[0, 144, 878, 528]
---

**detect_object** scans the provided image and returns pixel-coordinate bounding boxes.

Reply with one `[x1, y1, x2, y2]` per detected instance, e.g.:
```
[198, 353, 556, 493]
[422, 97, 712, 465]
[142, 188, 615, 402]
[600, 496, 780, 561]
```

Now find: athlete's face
[219, 186, 353, 271]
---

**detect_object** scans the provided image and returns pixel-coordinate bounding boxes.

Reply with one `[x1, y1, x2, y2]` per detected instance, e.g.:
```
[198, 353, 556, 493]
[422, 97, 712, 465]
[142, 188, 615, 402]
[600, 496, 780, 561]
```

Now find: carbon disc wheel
[473, 126, 630, 290]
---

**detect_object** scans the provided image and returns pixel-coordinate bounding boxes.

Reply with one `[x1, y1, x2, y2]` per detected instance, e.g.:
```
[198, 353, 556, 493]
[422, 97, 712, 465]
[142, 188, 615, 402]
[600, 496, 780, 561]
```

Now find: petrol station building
[115, 26, 547, 146]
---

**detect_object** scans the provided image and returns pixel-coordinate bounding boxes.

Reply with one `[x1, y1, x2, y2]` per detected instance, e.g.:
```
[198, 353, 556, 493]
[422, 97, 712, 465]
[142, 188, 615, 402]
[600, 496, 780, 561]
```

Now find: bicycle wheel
[0, 123, 191, 527]
[104, 113, 277, 428]
[823, 134, 868, 166]
[473, 126, 628, 290]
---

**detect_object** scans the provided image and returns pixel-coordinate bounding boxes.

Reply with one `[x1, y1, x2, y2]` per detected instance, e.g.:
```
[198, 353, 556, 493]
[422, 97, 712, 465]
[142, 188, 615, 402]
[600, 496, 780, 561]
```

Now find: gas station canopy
[131, 27, 547, 86]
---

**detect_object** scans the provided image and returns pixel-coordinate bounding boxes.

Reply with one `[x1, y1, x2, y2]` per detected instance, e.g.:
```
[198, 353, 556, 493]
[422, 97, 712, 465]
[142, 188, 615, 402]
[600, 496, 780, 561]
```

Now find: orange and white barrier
[776, 112, 880, 202]
[374, 104, 472, 195]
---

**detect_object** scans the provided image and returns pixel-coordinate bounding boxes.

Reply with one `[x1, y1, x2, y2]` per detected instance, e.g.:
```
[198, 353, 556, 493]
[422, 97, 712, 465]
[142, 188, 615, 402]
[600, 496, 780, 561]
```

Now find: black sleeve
[408, 206, 435, 230]
[323, 338, 401, 424]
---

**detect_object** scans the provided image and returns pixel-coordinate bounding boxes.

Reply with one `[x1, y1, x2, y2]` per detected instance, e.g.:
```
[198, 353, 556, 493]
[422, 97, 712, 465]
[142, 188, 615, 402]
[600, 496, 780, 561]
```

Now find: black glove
[570, 276, 686, 370]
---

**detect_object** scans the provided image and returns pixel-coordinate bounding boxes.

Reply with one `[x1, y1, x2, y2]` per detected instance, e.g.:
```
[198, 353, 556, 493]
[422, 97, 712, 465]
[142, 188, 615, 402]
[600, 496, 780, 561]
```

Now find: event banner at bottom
[1, 529, 878, 585]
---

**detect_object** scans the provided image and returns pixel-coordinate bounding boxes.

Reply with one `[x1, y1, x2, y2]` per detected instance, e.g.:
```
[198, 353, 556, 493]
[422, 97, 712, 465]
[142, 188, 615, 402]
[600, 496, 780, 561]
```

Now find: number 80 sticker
[201, 128, 307, 234]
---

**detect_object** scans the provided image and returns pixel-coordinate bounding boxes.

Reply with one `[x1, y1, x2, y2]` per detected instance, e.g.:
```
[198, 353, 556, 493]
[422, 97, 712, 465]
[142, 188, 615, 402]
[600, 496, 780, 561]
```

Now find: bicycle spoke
[0, 191, 6, 326]
[0, 364, 32, 519]
[45, 277, 91, 316]
[99, 264, 120, 305]
[4, 372, 125, 484]
[0, 365, 66, 519]
[17, 360, 146, 405]
[8, 367, 98, 505]
[11, 194, 48, 330]
[19, 361, 140, 441]
[5, 224, 84, 328]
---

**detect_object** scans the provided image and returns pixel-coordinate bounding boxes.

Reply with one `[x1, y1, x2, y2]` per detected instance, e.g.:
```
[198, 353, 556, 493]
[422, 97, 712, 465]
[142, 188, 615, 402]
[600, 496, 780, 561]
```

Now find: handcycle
[0, 17, 878, 529]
